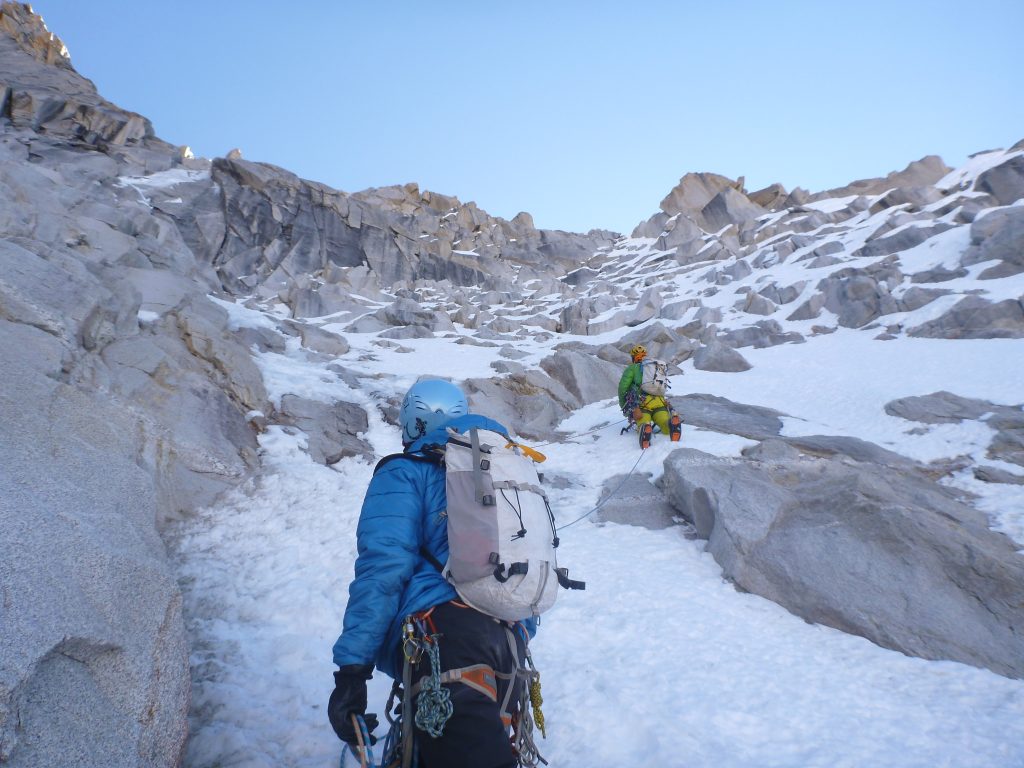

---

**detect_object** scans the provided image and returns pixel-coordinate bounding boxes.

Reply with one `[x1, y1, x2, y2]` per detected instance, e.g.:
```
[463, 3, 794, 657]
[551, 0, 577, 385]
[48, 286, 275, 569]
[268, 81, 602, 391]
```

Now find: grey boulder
[661, 445, 1024, 678]
[975, 154, 1024, 206]
[692, 340, 752, 372]
[700, 187, 767, 232]
[674, 393, 784, 440]
[908, 296, 1024, 339]
[277, 395, 371, 464]
[539, 349, 622, 406]
[885, 391, 1001, 424]
[963, 206, 1024, 277]
[465, 369, 578, 441]
[595, 472, 681, 529]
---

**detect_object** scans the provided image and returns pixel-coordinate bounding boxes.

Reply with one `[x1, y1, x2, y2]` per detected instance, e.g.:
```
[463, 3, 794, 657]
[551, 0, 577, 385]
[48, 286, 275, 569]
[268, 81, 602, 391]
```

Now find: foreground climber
[329, 379, 546, 768]
[618, 344, 682, 449]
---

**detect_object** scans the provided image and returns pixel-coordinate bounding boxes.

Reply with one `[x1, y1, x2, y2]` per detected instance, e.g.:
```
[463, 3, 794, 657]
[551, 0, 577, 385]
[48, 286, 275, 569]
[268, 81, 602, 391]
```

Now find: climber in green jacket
[618, 344, 682, 449]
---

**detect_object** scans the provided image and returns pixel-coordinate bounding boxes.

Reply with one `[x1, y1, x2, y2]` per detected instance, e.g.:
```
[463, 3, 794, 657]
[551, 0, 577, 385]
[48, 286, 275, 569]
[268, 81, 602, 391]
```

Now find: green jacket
[618, 362, 643, 409]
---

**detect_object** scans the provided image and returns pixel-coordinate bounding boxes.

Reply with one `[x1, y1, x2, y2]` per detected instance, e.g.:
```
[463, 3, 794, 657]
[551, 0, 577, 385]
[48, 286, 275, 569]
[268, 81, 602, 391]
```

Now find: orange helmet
[630, 344, 647, 362]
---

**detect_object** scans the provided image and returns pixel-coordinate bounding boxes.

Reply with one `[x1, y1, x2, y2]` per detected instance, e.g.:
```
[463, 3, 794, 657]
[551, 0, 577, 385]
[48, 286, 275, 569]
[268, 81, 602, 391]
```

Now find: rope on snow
[555, 448, 647, 532]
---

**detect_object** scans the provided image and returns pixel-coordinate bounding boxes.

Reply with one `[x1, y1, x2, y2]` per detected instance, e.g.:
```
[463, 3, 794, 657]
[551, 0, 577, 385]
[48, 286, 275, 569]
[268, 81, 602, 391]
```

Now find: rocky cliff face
[2, 1, 1023, 764]
[0, 5, 248, 763]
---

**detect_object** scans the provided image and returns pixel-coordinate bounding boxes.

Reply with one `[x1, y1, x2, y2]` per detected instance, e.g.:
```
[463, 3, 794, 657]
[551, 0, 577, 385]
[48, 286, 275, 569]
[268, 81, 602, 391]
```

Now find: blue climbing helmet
[399, 379, 468, 446]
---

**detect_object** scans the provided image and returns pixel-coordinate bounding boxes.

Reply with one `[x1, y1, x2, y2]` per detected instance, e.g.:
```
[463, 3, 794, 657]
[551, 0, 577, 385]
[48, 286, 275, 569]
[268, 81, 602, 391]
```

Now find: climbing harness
[399, 613, 452, 767]
[355, 608, 547, 768]
[619, 388, 643, 435]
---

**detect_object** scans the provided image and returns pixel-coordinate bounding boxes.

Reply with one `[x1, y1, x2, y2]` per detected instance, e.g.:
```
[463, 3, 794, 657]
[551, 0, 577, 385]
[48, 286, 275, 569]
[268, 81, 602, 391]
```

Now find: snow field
[170, 324, 1024, 766]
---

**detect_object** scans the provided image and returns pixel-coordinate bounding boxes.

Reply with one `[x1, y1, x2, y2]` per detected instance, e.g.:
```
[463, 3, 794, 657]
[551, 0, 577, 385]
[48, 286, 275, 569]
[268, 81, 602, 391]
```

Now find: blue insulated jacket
[332, 414, 531, 680]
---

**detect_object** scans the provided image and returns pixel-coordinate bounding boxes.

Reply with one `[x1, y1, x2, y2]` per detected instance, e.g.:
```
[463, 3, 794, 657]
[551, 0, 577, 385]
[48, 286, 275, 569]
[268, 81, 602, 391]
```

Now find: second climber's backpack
[442, 426, 584, 621]
[640, 359, 670, 397]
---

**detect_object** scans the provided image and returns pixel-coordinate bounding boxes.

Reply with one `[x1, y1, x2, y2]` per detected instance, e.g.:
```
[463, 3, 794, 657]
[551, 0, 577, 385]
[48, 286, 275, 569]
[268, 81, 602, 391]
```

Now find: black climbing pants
[412, 601, 528, 768]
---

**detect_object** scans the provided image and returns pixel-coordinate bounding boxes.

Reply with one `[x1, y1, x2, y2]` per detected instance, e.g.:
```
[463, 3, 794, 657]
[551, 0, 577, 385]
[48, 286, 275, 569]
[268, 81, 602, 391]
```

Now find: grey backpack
[640, 359, 670, 397]
[441, 427, 584, 621]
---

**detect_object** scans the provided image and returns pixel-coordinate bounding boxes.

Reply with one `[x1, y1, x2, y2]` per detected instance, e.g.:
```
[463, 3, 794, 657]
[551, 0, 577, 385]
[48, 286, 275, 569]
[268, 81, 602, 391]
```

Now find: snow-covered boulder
[659, 171, 740, 221]
[964, 206, 1024, 278]
[618, 322, 698, 364]
[975, 153, 1024, 205]
[652, 213, 702, 251]
[700, 187, 767, 233]
[596, 472, 680, 529]
[741, 291, 778, 316]
[809, 155, 951, 201]
[284, 320, 350, 357]
[465, 369, 578, 440]
[277, 395, 371, 464]
[716, 319, 802, 349]
[885, 391, 1024, 469]
[907, 296, 1024, 339]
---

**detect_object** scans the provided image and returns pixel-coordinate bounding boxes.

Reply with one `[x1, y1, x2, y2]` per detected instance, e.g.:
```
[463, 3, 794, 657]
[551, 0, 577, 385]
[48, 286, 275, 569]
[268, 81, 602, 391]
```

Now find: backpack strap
[373, 449, 443, 475]
[555, 567, 586, 590]
[373, 451, 448, 575]
[420, 546, 446, 574]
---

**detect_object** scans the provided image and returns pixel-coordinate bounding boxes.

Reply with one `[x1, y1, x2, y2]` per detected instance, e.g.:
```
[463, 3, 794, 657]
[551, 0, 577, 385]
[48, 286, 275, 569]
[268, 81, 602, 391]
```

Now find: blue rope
[341, 715, 377, 768]
[341, 707, 413, 768]
[379, 718, 401, 767]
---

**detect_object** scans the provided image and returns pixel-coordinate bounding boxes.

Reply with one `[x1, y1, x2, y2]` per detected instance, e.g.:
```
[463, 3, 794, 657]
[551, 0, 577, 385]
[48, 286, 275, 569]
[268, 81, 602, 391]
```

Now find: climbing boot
[669, 413, 682, 442]
[639, 423, 653, 450]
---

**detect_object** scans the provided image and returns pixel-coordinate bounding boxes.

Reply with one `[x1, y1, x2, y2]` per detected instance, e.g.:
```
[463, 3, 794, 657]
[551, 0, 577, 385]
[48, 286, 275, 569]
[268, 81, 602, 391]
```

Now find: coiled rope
[414, 636, 453, 738]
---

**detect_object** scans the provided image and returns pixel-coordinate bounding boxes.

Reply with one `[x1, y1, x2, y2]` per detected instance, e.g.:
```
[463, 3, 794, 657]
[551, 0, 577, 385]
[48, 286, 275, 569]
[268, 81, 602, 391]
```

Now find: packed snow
[169, 320, 1024, 768]
[168, 149, 1024, 766]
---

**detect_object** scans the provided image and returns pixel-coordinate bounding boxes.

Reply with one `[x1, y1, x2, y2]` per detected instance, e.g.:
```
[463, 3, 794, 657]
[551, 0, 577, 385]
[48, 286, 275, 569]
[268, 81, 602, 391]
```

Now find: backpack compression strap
[555, 567, 586, 590]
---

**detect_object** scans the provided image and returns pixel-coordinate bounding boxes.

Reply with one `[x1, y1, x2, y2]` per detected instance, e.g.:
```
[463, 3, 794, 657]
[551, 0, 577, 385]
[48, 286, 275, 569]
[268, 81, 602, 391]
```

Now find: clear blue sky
[33, 0, 1024, 234]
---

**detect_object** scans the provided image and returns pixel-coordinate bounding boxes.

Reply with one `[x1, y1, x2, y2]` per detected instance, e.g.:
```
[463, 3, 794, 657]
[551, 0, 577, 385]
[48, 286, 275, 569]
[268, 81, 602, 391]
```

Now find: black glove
[328, 664, 379, 745]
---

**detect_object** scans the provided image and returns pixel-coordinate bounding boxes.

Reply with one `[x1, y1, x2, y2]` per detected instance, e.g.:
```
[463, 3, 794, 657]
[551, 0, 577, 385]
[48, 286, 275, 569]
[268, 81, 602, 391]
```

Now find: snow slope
[169, 150, 1024, 767]
[169, 329, 1024, 768]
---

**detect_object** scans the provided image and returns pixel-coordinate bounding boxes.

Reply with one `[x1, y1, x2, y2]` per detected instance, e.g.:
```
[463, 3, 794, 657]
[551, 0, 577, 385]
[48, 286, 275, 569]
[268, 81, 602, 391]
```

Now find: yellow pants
[636, 395, 672, 435]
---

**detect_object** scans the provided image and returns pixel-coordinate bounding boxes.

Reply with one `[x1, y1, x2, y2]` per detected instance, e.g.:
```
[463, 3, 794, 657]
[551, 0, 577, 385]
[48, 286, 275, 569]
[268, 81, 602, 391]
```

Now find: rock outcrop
[809, 155, 952, 201]
[661, 444, 1024, 678]
[885, 391, 1024, 470]
[0, 2, 171, 161]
